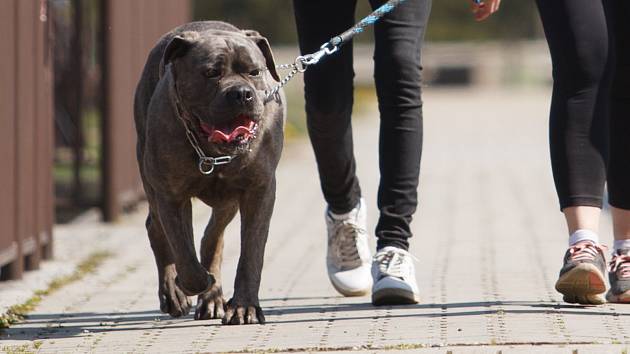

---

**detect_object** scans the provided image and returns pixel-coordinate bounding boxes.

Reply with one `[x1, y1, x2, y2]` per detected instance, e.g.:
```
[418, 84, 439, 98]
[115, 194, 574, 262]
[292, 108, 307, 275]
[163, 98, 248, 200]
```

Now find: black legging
[293, 0, 431, 250]
[536, 0, 630, 210]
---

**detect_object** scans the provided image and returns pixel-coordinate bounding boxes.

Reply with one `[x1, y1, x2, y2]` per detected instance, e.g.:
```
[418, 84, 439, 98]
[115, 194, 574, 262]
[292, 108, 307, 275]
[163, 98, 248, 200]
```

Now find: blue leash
[266, 0, 407, 100]
[301, 0, 407, 67]
[329, 0, 407, 48]
[266, 0, 483, 100]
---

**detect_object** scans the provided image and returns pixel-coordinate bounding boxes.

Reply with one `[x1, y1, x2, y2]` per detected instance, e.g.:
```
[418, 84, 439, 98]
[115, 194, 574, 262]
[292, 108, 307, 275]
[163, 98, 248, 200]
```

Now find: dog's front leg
[156, 197, 215, 296]
[223, 178, 276, 325]
[145, 211, 192, 317]
[195, 203, 238, 320]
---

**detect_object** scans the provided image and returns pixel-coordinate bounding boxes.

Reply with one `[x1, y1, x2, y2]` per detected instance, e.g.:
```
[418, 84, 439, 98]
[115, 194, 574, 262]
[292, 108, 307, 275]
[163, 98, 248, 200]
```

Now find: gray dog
[134, 21, 284, 325]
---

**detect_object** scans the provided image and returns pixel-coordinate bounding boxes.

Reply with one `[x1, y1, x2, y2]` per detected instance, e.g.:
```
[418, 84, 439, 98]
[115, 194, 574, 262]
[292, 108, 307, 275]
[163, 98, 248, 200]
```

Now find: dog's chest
[193, 172, 247, 205]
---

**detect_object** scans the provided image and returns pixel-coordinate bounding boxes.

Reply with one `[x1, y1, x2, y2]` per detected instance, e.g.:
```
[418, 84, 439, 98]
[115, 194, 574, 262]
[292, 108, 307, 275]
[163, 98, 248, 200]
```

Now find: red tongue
[200, 120, 256, 144]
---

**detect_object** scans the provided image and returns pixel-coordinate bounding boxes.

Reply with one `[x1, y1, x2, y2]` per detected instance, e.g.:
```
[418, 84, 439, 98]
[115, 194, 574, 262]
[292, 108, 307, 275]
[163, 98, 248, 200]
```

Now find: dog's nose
[226, 86, 254, 105]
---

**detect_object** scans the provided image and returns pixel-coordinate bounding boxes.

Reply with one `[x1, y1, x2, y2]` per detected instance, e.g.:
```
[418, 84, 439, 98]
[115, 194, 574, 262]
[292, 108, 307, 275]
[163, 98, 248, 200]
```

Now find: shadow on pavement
[2, 299, 628, 340]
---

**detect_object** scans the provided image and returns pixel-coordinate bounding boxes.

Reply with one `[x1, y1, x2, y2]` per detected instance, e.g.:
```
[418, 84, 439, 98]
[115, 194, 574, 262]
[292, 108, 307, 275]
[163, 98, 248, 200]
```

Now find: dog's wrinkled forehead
[192, 32, 265, 67]
[161, 29, 280, 82]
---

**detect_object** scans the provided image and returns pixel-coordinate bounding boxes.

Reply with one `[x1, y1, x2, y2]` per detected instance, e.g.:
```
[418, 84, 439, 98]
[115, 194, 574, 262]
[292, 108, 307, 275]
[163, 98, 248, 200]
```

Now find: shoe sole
[554, 263, 606, 305]
[606, 289, 630, 303]
[372, 288, 419, 306]
[329, 277, 370, 297]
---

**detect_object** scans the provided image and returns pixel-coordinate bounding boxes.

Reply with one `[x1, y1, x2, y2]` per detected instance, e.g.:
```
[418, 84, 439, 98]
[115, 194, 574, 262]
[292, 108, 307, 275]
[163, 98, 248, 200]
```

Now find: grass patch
[1, 343, 35, 354]
[1, 340, 43, 354]
[53, 162, 100, 185]
[220, 343, 430, 353]
[0, 250, 112, 329]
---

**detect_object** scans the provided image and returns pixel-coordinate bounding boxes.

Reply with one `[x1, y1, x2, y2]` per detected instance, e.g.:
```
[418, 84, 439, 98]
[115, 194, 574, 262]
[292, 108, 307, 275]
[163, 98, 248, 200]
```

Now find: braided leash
[328, 0, 406, 48]
[265, 0, 407, 101]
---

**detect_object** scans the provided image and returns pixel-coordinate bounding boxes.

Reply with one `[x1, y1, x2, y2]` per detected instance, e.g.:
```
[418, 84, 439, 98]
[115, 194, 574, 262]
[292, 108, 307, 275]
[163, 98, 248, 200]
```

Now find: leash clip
[298, 42, 339, 69]
[321, 42, 339, 55]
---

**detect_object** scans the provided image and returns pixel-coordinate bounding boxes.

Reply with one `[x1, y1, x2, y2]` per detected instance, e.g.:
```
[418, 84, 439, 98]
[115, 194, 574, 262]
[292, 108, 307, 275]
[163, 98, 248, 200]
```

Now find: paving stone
[1, 88, 629, 354]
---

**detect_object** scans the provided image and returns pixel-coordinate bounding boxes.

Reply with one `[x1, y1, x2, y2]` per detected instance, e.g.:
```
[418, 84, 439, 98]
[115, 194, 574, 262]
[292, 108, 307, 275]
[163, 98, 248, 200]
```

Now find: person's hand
[471, 0, 501, 21]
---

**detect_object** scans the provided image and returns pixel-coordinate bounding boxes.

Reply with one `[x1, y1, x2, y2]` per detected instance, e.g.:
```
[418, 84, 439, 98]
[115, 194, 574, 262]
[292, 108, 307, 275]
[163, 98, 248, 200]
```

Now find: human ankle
[329, 198, 363, 220]
[569, 229, 599, 246]
[613, 239, 630, 252]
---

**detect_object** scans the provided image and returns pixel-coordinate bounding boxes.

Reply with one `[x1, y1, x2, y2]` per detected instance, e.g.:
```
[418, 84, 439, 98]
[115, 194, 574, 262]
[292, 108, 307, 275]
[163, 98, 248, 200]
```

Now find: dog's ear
[160, 31, 199, 78]
[242, 30, 280, 82]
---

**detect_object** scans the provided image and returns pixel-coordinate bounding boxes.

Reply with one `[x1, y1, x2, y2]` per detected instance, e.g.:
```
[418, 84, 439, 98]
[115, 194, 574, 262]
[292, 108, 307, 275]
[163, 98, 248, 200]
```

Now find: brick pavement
[1, 88, 629, 354]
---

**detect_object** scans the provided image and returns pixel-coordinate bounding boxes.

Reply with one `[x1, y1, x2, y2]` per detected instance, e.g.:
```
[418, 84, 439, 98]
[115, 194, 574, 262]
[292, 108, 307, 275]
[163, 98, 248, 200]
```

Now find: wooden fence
[102, 0, 190, 220]
[0, 0, 54, 279]
[0, 0, 190, 280]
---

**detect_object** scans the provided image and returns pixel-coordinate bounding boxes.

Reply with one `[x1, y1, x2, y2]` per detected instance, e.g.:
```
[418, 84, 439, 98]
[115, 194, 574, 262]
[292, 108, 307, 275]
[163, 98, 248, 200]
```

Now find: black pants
[536, 0, 630, 210]
[293, 0, 431, 250]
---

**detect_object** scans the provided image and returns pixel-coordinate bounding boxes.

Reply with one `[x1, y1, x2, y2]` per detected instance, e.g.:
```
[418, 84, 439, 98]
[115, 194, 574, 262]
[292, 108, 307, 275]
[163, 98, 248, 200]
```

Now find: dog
[133, 21, 284, 325]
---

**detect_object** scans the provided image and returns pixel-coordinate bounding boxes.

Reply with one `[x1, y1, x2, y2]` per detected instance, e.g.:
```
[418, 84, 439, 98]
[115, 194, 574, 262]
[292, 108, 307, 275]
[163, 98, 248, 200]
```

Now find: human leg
[293, 0, 361, 214]
[606, 0, 630, 302]
[293, 0, 371, 296]
[536, 0, 612, 304]
[368, 0, 431, 305]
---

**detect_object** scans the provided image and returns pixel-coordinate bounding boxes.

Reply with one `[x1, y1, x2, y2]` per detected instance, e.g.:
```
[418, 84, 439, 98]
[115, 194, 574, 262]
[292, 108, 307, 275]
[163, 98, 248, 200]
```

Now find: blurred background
[0, 0, 549, 280]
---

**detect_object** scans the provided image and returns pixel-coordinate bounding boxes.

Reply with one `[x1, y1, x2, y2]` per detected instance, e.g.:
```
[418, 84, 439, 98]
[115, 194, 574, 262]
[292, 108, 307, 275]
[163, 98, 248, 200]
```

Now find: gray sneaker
[555, 241, 607, 305]
[326, 198, 372, 296]
[606, 248, 630, 303]
[371, 246, 419, 306]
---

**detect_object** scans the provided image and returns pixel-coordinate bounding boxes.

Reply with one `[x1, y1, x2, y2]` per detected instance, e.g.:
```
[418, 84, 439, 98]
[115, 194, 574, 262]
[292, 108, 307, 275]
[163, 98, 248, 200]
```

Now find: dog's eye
[205, 68, 221, 79]
[249, 69, 261, 77]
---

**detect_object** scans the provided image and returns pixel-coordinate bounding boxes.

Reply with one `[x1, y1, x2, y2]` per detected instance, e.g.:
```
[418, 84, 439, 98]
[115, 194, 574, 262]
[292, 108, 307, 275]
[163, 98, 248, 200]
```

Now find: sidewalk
[2, 88, 629, 354]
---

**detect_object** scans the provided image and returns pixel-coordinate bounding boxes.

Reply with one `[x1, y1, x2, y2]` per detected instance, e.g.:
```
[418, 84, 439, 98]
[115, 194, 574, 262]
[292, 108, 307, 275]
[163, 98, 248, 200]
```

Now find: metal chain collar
[264, 43, 338, 101]
[181, 124, 233, 175]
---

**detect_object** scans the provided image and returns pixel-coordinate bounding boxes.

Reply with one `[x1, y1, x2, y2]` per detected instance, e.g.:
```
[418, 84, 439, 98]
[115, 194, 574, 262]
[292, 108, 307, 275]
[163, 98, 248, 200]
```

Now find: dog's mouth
[200, 114, 259, 145]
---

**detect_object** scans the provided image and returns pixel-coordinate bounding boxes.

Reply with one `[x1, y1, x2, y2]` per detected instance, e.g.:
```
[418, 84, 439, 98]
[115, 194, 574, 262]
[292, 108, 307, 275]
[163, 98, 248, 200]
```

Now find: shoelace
[374, 249, 414, 279]
[568, 242, 607, 262]
[609, 254, 630, 279]
[330, 220, 365, 269]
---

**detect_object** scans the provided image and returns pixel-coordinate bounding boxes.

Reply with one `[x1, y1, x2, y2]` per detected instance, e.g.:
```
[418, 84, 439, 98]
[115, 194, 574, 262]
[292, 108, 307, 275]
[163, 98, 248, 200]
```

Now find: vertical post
[13, 0, 38, 278]
[100, 0, 112, 221]
[71, 0, 84, 205]
[37, 0, 54, 261]
[0, 0, 18, 279]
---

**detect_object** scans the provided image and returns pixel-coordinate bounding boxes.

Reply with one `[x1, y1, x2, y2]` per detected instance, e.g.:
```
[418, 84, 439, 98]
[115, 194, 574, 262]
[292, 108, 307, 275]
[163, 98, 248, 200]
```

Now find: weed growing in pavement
[0, 250, 112, 329]
[1, 341, 42, 354]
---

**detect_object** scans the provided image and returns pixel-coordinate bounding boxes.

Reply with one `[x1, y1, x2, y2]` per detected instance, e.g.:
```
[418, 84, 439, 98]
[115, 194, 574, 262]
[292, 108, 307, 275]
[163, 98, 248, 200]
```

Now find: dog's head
[162, 29, 280, 152]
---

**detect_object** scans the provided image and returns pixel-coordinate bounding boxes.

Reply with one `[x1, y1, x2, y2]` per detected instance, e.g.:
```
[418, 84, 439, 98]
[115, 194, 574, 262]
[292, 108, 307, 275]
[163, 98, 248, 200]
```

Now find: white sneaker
[326, 198, 372, 296]
[371, 246, 420, 305]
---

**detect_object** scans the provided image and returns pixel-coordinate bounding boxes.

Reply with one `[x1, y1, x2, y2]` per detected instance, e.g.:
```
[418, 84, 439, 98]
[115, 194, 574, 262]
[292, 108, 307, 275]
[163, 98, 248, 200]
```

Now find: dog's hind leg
[194, 202, 238, 320]
[145, 210, 192, 317]
[223, 178, 276, 325]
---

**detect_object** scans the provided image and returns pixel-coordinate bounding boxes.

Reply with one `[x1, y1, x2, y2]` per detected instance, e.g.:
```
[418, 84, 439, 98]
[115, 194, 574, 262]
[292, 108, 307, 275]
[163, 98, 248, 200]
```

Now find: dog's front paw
[194, 285, 225, 320]
[222, 298, 265, 325]
[159, 273, 192, 318]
